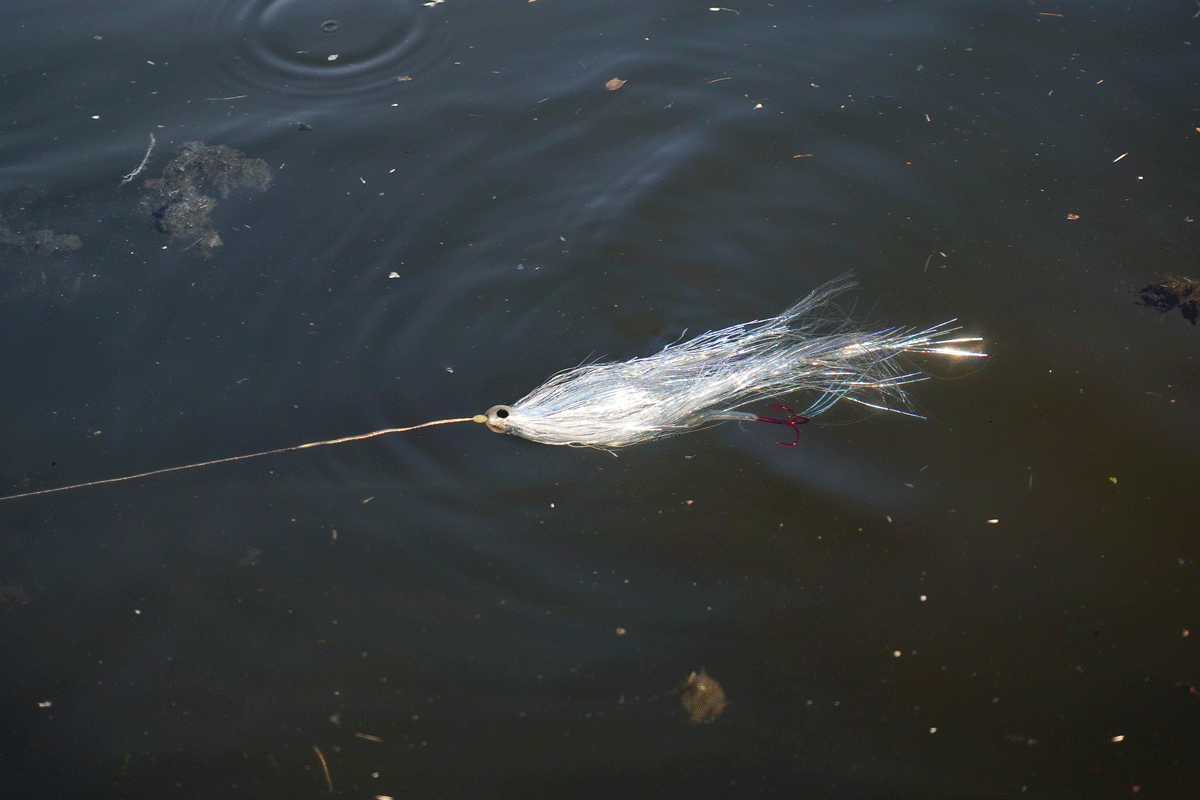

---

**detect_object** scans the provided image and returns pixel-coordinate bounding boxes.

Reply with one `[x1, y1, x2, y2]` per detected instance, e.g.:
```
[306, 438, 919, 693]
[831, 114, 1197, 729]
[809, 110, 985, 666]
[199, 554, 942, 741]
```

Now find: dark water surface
[2, 1, 1197, 797]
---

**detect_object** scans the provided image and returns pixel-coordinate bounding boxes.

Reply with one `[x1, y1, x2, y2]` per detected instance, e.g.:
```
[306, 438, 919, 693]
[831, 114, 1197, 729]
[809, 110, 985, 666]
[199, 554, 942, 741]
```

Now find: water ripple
[206, 0, 429, 101]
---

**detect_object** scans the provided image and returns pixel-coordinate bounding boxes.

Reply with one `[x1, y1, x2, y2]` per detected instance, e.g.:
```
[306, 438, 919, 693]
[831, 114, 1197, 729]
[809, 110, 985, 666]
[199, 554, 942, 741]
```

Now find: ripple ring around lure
[207, 0, 427, 100]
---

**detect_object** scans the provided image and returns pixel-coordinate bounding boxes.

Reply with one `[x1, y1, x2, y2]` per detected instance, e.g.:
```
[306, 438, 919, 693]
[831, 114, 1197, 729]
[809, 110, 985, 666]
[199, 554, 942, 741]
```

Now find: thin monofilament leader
[482, 274, 985, 448]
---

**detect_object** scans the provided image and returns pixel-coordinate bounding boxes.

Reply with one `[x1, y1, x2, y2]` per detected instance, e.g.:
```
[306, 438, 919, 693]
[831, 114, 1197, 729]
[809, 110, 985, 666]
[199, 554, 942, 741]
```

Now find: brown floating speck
[680, 669, 726, 724]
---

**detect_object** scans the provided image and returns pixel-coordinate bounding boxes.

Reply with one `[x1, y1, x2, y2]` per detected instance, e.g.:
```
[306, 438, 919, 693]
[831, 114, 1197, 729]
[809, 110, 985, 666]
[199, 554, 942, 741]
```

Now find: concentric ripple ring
[207, 0, 426, 100]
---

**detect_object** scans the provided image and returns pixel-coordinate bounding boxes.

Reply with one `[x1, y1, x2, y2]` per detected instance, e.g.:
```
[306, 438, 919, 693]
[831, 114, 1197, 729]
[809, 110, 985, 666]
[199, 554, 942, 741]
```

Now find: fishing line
[1, 273, 985, 501]
[0, 417, 482, 502]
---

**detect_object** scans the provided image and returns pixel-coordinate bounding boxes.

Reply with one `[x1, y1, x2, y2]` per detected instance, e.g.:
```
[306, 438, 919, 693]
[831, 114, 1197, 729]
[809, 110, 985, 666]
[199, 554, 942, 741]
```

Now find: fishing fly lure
[1, 274, 982, 500]
[481, 273, 983, 448]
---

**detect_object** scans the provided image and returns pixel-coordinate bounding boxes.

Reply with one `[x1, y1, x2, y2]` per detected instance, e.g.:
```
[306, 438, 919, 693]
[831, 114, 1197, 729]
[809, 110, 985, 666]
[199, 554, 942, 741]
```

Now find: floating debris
[0, 223, 81, 255]
[605, 77, 626, 91]
[1138, 276, 1200, 325]
[139, 141, 271, 255]
[237, 547, 262, 566]
[118, 133, 156, 188]
[312, 745, 333, 792]
[0, 192, 86, 301]
[680, 669, 726, 724]
[0, 585, 31, 610]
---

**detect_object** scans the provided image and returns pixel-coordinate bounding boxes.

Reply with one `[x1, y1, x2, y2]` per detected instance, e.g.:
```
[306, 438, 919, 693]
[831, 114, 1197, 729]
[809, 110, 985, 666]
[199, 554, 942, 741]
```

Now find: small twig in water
[118, 133, 155, 188]
[313, 745, 333, 792]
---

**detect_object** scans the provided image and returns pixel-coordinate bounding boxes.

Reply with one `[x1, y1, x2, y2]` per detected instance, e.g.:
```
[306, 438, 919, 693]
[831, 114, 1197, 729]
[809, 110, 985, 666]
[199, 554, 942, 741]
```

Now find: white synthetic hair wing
[484, 274, 984, 448]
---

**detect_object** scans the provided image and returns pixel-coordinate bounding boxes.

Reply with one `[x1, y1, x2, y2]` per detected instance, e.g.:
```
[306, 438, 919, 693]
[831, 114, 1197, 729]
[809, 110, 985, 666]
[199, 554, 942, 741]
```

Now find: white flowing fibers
[483, 274, 984, 448]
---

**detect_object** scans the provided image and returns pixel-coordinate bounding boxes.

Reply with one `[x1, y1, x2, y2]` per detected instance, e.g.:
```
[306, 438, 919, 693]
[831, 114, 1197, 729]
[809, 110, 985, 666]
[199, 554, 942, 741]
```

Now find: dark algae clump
[139, 141, 271, 255]
[1138, 276, 1200, 325]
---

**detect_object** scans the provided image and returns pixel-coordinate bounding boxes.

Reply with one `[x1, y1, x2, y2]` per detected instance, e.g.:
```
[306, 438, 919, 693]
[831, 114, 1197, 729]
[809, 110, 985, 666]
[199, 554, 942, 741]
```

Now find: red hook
[753, 405, 809, 446]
